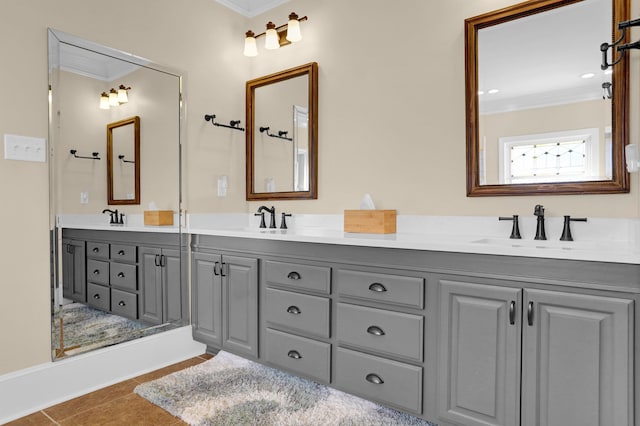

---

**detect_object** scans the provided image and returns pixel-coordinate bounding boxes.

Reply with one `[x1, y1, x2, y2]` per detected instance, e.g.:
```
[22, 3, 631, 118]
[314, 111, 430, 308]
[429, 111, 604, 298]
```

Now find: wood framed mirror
[107, 116, 140, 204]
[465, 0, 629, 196]
[246, 62, 318, 200]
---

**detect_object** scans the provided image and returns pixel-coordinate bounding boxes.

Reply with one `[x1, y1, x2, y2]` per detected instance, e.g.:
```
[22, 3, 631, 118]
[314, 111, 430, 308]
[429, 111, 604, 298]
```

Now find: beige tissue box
[344, 210, 396, 234]
[144, 210, 174, 226]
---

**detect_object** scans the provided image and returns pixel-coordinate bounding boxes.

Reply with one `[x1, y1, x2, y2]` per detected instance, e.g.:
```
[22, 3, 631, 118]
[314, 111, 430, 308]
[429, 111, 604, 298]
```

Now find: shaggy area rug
[135, 350, 436, 426]
[52, 303, 171, 357]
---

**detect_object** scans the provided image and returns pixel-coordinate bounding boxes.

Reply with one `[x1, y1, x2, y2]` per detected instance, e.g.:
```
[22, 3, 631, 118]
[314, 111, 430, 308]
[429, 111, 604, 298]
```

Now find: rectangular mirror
[107, 116, 140, 204]
[246, 62, 318, 200]
[465, 0, 629, 196]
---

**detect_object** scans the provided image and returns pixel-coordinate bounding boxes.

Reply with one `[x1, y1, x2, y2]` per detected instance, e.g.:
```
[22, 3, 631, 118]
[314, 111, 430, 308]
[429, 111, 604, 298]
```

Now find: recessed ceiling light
[478, 90, 485, 95]
[581, 73, 595, 79]
[604, 69, 613, 75]
[488, 89, 499, 94]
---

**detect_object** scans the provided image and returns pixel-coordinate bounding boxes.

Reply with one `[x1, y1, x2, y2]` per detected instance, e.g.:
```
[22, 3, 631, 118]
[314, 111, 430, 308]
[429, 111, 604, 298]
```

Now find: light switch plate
[4, 134, 47, 162]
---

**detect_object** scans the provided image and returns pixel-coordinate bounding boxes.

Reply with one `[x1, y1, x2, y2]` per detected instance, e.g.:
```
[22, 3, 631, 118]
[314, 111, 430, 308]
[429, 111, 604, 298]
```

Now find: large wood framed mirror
[466, 0, 629, 196]
[246, 62, 318, 200]
[107, 116, 140, 204]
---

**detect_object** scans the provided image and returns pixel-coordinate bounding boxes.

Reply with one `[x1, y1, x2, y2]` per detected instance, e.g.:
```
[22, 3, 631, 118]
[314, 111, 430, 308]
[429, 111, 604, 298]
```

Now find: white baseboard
[0, 326, 206, 423]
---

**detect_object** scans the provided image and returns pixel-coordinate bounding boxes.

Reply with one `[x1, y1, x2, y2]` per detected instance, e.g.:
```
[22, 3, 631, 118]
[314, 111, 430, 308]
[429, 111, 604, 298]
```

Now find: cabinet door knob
[365, 373, 384, 385]
[368, 282, 387, 292]
[509, 300, 516, 325]
[366, 325, 385, 336]
[117, 272, 125, 278]
[92, 247, 99, 253]
[286, 306, 301, 315]
[93, 269, 100, 275]
[118, 301, 126, 307]
[287, 350, 302, 359]
[287, 271, 301, 280]
[527, 301, 534, 326]
[118, 250, 125, 256]
[93, 294, 100, 299]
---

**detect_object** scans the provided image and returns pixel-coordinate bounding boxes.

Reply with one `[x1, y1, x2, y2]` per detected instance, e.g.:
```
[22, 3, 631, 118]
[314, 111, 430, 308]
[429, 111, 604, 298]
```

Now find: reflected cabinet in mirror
[246, 62, 318, 200]
[107, 116, 140, 205]
[465, 0, 629, 196]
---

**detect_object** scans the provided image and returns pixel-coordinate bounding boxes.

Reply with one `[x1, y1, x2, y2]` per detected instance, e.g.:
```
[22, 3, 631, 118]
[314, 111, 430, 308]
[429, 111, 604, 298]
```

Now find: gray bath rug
[52, 302, 171, 357]
[134, 350, 436, 426]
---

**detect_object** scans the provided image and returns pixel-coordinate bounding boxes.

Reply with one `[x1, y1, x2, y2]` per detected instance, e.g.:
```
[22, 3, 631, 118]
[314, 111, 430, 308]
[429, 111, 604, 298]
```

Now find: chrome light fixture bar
[244, 12, 308, 57]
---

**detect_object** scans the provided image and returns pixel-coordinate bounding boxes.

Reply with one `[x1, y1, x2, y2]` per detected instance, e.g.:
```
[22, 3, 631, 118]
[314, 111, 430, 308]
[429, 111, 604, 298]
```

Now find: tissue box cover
[144, 210, 174, 226]
[344, 210, 396, 234]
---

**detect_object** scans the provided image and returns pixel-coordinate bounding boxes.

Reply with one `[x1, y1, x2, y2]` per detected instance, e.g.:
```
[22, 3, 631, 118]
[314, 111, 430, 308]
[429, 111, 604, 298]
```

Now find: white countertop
[57, 214, 180, 234]
[187, 214, 640, 264]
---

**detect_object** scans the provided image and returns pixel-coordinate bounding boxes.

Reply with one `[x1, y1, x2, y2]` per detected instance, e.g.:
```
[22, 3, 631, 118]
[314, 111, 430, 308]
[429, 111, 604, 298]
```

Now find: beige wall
[1, 0, 638, 375]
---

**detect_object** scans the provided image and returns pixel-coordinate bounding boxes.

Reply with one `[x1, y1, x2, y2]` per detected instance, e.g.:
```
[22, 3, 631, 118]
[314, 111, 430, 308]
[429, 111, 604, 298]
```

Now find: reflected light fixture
[99, 92, 110, 110]
[243, 12, 308, 57]
[117, 85, 131, 104]
[99, 84, 131, 109]
[108, 88, 119, 106]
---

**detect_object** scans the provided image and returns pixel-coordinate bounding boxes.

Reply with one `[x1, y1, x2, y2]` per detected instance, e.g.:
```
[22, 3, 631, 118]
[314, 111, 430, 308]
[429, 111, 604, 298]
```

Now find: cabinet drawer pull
[509, 300, 516, 325]
[118, 301, 126, 307]
[287, 271, 301, 280]
[287, 350, 302, 359]
[368, 282, 387, 292]
[93, 269, 100, 275]
[366, 325, 385, 336]
[154, 254, 160, 267]
[365, 373, 384, 385]
[286, 305, 301, 315]
[118, 250, 125, 256]
[92, 247, 99, 253]
[117, 272, 125, 278]
[213, 261, 220, 276]
[93, 294, 100, 299]
[527, 301, 534, 326]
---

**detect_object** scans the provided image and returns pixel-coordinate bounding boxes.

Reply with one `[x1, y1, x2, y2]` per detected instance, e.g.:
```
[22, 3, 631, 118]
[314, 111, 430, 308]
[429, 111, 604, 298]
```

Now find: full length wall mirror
[466, 0, 629, 196]
[246, 62, 318, 200]
[48, 29, 184, 360]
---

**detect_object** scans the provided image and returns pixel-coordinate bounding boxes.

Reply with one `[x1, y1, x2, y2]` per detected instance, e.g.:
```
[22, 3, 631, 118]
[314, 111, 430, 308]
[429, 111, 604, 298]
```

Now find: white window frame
[498, 128, 600, 184]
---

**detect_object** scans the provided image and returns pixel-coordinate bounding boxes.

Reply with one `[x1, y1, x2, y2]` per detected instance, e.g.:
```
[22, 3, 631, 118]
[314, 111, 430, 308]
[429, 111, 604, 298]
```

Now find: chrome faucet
[255, 205, 276, 229]
[533, 204, 546, 240]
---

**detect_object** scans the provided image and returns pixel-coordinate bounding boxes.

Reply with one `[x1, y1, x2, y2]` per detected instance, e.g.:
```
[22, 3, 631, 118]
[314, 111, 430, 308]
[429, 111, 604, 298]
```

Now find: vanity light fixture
[243, 12, 308, 57]
[117, 85, 131, 104]
[99, 92, 110, 110]
[600, 17, 640, 69]
[108, 88, 119, 107]
[99, 85, 131, 109]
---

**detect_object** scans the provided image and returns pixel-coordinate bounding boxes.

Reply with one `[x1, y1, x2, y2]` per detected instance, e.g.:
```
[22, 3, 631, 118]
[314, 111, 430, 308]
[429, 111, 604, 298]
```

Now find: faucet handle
[254, 212, 266, 229]
[560, 216, 587, 241]
[499, 215, 522, 239]
[280, 213, 292, 229]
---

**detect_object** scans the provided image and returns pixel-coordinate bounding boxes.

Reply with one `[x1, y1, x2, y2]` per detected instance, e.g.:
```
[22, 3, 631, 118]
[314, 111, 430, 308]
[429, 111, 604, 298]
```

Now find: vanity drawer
[264, 288, 330, 338]
[265, 328, 331, 383]
[87, 259, 109, 285]
[87, 283, 110, 311]
[337, 303, 423, 362]
[87, 241, 109, 260]
[265, 260, 330, 294]
[337, 269, 424, 309]
[110, 244, 136, 263]
[334, 347, 422, 414]
[110, 263, 137, 291]
[111, 288, 138, 320]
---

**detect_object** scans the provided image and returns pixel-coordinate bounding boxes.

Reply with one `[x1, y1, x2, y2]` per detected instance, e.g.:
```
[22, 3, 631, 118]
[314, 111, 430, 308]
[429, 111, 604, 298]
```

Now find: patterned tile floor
[6, 354, 213, 425]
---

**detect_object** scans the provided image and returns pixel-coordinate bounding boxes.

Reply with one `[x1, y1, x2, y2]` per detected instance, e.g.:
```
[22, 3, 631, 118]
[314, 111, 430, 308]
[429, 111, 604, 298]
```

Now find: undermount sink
[471, 238, 598, 251]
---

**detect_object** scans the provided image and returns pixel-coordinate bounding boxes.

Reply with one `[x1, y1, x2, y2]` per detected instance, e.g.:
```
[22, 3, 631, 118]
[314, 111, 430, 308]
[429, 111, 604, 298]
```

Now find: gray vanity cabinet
[138, 247, 183, 325]
[61, 238, 86, 303]
[191, 250, 259, 358]
[438, 279, 634, 426]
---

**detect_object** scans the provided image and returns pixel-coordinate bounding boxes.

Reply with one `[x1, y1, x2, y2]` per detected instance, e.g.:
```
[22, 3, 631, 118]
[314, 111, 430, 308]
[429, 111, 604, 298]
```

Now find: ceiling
[214, 0, 290, 17]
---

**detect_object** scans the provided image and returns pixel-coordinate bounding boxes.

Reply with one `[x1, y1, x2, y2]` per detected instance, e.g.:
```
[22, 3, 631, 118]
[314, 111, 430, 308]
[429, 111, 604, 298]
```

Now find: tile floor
[6, 353, 213, 426]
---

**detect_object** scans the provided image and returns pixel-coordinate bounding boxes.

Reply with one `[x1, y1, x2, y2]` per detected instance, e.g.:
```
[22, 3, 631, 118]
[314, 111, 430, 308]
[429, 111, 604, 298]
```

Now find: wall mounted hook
[259, 126, 293, 141]
[204, 114, 245, 131]
[70, 149, 100, 160]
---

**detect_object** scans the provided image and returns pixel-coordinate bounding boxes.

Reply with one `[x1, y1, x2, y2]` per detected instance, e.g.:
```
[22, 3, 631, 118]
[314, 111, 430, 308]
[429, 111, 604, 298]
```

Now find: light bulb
[117, 85, 129, 103]
[108, 88, 119, 106]
[244, 30, 258, 57]
[99, 92, 110, 110]
[265, 22, 280, 50]
[286, 12, 302, 42]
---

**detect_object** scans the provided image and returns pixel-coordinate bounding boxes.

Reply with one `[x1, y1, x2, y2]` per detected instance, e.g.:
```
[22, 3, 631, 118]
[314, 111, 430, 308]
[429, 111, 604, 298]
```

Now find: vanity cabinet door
[222, 255, 259, 358]
[138, 246, 163, 325]
[438, 280, 521, 426]
[191, 252, 223, 347]
[521, 289, 633, 426]
[161, 248, 183, 325]
[62, 239, 86, 303]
